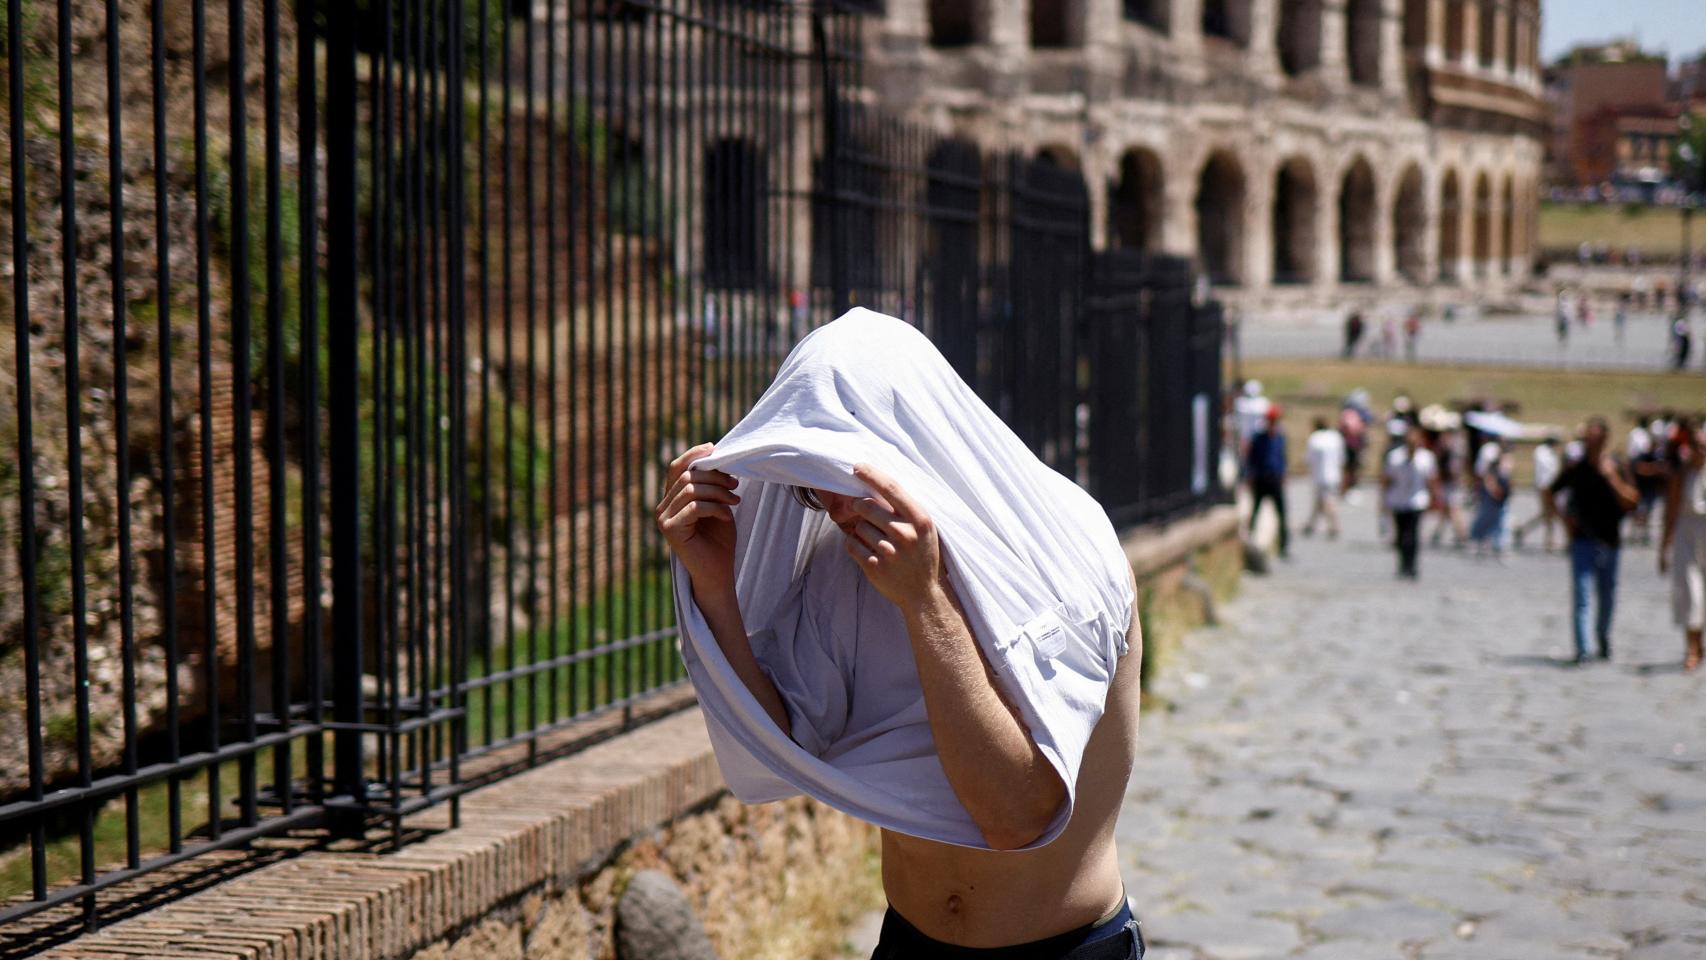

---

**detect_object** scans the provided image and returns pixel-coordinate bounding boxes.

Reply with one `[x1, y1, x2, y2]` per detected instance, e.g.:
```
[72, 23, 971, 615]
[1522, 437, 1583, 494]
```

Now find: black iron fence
[0, 0, 1223, 937]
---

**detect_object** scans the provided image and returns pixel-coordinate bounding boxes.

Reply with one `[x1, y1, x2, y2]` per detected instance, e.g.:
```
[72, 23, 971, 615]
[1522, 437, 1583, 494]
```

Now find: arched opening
[1438, 169, 1461, 283]
[1032, 0, 1086, 48]
[705, 139, 768, 289]
[929, 0, 985, 47]
[1444, 0, 1466, 61]
[1195, 151, 1246, 286]
[1347, 0, 1382, 86]
[1338, 157, 1377, 283]
[1392, 164, 1427, 283]
[1202, 0, 1251, 46]
[1278, 0, 1322, 76]
[1478, 0, 1496, 66]
[1123, 0, 1168, 32]
[1109, 148, 1165, 253]
[1504, 9, 1520, 73]
[1403, 0, 1427, 51]
[1499, 175, 1515, 276]
[1271, 157, 1318, 284]
[1038, 144, 1082, 172]
[1472, 172, 1492, 277]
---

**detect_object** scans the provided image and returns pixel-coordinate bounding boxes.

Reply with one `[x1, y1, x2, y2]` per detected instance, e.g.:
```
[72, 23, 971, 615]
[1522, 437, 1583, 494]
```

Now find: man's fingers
[663, 499, 734, 533]
[659, 467, 738, 516]
[850, 519, 889, 551]
[853, 463, 928, 525]
[663, 480, 740, 521]
[665, 442, 717, 487]
[849, 496, 904, 534]
[843, 532, 879, 567]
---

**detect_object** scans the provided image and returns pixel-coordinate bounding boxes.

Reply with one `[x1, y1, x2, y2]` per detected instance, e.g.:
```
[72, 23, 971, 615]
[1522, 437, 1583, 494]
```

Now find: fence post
[325, 0, 365, 825]
[811, 5, 846, 311]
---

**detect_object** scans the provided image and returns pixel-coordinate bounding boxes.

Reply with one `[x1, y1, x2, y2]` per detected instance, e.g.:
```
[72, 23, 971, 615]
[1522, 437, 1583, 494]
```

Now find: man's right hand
[655, 443, 741, 600]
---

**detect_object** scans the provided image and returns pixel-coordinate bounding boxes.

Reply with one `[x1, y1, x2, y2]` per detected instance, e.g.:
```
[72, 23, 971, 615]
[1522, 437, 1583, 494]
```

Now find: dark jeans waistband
[872, 899, 1143, 960]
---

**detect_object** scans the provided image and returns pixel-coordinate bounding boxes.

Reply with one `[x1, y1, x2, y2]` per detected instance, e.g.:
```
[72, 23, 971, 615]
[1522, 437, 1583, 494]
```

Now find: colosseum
[861, 0, 1547, 307]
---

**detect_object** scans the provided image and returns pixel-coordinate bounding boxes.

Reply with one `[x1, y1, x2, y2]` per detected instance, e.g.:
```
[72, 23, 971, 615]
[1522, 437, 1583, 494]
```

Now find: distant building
[1545, 42, 1706, 193]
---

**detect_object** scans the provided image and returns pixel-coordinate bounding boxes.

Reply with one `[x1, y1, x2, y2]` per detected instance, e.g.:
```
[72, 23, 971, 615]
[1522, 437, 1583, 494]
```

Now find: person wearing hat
[1247, 404, 1290, 559]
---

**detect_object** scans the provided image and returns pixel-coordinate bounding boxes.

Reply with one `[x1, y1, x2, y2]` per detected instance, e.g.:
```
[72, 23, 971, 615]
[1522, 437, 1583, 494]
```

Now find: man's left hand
[844, 463, 944, 612]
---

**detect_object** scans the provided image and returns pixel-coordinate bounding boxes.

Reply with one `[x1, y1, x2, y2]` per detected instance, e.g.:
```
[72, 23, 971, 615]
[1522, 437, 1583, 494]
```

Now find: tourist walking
[1247, 406, 1290, 559]
[1402, 308, 1422, 362]
[1514, 437, 1562, 551]
[1425, 425, 1467, 548]
[1303, 417, 1343, 539]
[1555, 291, 1570, 346]
[1468, 438, 1513, 559]
[1549, 418, 1640, 664]
[1338, 390, 1373, 502]
[1660, 419, 1705, 672]
[1383, 425, 1440, 580]
[1343, 310, 1366, 359]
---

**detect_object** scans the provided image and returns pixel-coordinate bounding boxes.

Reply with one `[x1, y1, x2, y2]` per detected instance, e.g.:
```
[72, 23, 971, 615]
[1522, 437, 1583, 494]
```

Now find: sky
[1541, 0, 1706, 65]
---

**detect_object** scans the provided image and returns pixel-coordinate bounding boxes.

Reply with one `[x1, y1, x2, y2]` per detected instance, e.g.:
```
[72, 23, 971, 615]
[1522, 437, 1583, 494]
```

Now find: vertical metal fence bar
[55, 0, 97, 920]
[476, 0, 495, 751]
[545, 0, 562, 732]
[148, 0, 185, 851]
[297, 0, 324, 809]
[262, 0, 292, 816]
[372, 0, 395, 795]
[425, 0, 444, 798]
[102, 0, 142, 873]
[326, 0, 365, 820]
[600, 0, 616, 712]
[192, 0, 224, 845]
[228, 0, 261, 832]
[447, 0, 469, 827]
[523, 0, 541, 757]
[501, 0, 517, 741]
[618, 0, 635, 719]
[566, 0, 582, 722]
[7, 0, 49, 903]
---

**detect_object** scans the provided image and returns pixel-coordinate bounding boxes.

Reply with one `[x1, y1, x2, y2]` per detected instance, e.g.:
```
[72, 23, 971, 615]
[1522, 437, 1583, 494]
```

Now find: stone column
[1373, 166, 1397, 285]
[1489, 0, 1509, 75]
[1321, 0, 1350, 87]
[1422, 169, 1442, 284]
[1246, 156, 1274, 290]
[1380, 0, 1406, 94]
[1249, 0, 1282, 80]
[988, 0, 1029, 53]
[1321, 161, 1342, 287]
[1164, 146, 1199, 257]
[1424, 0, 1446, 66]
[885, 0, 929, 40]
[1460, 0, 1479, 71]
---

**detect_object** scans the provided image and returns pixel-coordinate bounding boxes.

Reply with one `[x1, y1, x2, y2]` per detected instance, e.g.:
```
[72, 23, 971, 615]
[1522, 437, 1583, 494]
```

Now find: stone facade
[865, 0, 1546, 308]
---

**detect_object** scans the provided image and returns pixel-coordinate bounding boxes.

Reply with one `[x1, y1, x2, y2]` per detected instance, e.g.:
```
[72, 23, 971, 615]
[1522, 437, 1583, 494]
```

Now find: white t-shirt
[1234, 394, 1271, 446]
[1475, 440, 1502, 478]
[1627, 426, 1652, 460]
[1306, 428, 1345, 489]
[1384, 446, 1437, 512]
[1532, 444, 1561, 491]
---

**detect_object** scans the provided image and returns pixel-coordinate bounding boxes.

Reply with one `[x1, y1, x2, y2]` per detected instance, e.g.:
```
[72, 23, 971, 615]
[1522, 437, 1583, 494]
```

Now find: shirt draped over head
[673, 307, 1136, 850]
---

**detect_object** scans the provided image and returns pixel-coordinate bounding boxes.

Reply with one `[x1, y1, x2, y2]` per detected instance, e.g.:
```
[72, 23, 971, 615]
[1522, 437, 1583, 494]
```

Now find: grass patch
[1539, 202, 1690, 257]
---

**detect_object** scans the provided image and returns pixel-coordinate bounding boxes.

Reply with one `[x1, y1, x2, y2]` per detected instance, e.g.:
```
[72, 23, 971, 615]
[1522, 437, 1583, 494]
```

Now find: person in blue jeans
[1548, 418, 1640, 663]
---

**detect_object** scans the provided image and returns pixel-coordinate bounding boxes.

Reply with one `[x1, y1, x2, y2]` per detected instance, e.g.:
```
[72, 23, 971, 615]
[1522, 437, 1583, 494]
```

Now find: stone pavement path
[1119, 486, 1706, 959]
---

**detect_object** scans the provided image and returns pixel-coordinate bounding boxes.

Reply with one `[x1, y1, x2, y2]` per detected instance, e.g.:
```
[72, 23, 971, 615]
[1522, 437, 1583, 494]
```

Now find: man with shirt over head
[1549, 417, 1640, 664]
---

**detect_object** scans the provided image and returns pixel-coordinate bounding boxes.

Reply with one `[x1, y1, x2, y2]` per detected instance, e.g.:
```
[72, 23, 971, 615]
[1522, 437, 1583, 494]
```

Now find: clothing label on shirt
[1020, 609, 1070, 661]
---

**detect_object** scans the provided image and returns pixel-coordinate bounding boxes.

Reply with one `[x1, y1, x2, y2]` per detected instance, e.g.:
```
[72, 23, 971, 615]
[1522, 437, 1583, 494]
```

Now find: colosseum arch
[1438, 168, 1462, 283]
[1346, 0, 1382, 85]
[928, 0, 987, 47]
[1033, 0, 1088, 49]
[1203, 0, 1253, 47]
[1124, 0, 1169, 32]
[1109, 147, 1165, 252]
[1403, 0, 1427, 50]
[1338, 157, 1377, 282]
[1472, 171, 1493, 276]
[1195, 151, 1247, 285]
[1038, 143, 1082, 171]
[1271, 156, 1319, 284]
[1278, 0, 1323, 76]
[1478, 0, 1497, 66]
[1499, 174, 1515, 275]
[1392, 164, 1427, 282]
[1444, 0, 1466, 60]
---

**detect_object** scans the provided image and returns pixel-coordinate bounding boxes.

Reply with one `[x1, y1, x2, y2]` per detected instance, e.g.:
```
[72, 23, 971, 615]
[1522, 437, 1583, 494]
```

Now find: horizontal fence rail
[1, 0, 1224, 940]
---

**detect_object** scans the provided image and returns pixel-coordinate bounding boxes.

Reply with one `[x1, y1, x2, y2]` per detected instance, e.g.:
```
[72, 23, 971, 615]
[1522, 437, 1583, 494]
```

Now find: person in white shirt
[1383, 425, 1442, 579]
[1514, 437, 1563, 552]
[1302, 417, 1344, 539]
[1233, 380, 1270, 469]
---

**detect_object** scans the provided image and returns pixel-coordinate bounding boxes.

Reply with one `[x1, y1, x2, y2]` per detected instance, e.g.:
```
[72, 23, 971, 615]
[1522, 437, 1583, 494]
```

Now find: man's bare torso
[878, 600, 1143, 947]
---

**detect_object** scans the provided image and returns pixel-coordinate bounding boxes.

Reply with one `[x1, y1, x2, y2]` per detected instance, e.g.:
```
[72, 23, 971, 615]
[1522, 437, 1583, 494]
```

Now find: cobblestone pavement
[1120, 486, 1706, 959]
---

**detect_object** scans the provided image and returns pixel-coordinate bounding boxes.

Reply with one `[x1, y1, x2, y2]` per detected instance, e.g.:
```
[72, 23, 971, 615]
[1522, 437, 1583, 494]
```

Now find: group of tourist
[1233, 381, 1706, 672]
